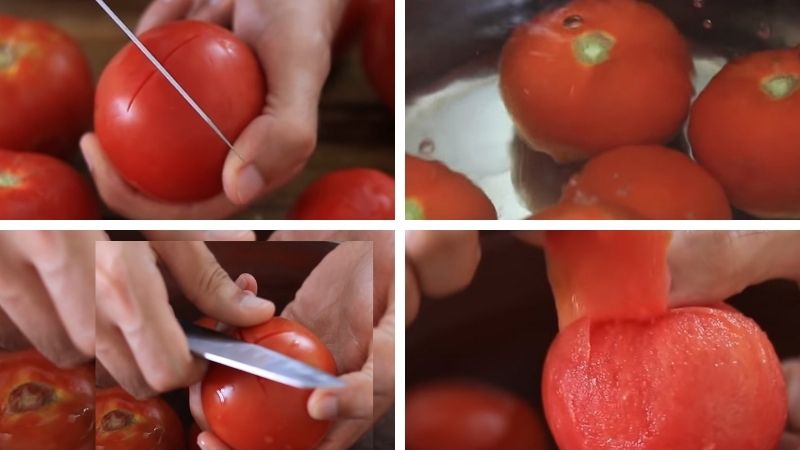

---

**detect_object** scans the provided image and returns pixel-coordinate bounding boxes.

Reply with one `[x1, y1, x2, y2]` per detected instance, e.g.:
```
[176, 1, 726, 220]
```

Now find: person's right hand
[0, 231, 103, 367]
[95, 238, 276, 398]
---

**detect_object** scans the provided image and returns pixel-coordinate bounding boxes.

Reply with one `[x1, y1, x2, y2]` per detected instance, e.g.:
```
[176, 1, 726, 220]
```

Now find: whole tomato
[95, 387, 184, 450]
[288, 167, 394, 219]
[532, 202, 640, 220]
[406, 382, 548, 450]
[0, 149, 99, 219]
[559, 145, 731, 220]
[95, 20, 265, 202]
[688, 48, 800, 218]
[362, 0, 394, 107]
[499, 0, 692, 162]
[0, 16, 93, 157]
[406, 155, 496, 219]
[201, 317, 337, 450]
[0, 350, 94, 450]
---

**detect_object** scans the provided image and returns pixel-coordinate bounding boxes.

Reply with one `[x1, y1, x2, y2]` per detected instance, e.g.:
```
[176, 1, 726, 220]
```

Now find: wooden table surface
[1, 0, 395, 219]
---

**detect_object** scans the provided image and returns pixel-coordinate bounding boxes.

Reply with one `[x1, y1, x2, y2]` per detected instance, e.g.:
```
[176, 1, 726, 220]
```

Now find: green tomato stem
[405, 198, 425, 220]
[572, 31, 615, 66]
[761, 74, 799, 100]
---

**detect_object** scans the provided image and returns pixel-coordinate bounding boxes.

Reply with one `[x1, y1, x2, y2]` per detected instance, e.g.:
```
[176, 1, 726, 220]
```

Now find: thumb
[308, 357, 373, 421]
[149, 241, 275, 326]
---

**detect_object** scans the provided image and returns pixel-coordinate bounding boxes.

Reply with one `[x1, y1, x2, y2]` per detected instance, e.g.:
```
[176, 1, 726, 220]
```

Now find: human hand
[0, 231, 103, 367]
[81, 0, 348, 218]
[782, 359, 800, 450]
[95, 238, 275, 398]
[190, 232, 394, 450]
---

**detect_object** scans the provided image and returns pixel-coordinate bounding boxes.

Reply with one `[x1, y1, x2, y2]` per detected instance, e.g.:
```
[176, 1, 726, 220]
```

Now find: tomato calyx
[761, 73, 799, 100]
[572, 31, 615, 66]
[406, 198, 425, 219]
[8, 382, 56, 413]
[101, 409, 135, 432]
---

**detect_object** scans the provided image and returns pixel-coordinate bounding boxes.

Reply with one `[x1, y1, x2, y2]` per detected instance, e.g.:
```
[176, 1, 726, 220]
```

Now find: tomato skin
[201, 317, 337, 450]
[95, 21, 265, 202]
[532, 202, 640, 220]
[406, 155, 497, 220]
[543, 307, 786, 450]
[499, 0, 692, 162]
[0, 16, 93, 157]
[560, 145, 731, 220]
[0, 149, 99, 219]
[406, 382, 548, 450]
[362, 0, 394, 107]
[95, 387, 184, 450]
[0, 350, 94, 450]
[688, 48, 800, 218]
[288, 168, 394, 219]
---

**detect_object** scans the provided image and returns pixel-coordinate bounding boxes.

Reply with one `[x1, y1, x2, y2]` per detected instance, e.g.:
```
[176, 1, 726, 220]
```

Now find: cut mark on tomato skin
[761, 74, 799, 100]
[101, 409, 134, 431]
[405, 198, 424, 219]
[572, 31, 615, 66]
[562, 15, 584, 29]
[8, 382, 55, 413]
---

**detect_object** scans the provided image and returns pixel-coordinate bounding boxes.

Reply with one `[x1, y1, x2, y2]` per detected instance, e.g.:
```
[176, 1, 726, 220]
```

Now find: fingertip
[307, 390, 339, 420]
[234, 273, 258, 294]
[239, 295, 275, 317]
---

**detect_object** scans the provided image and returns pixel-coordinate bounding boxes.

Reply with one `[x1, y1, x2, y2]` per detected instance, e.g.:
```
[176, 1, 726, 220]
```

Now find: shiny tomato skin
[688, 49, 800, 218]
[201, 317, 337, 450]
[362, 0, 394, 107]
[561, 145, 731, 220]
[288, 168, 394, 219]
[543, 307, 786, 450]
[532, 201, 640, 220]
[0, 149, 99, 219]
[406, 382, 548, 450]
[95, 20, 265, 202]
[95, 387, 184, 450]
[0, 350, 94, 450]
[499, 0, 692, 162]
[406, 155, 496, 219]
[0, 16, 93, 157]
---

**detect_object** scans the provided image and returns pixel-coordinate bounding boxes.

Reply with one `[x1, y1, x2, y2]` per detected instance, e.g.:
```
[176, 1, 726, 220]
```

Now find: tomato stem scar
[8, 382, 55, 413]
[405, 198, 424, 219]
[0, 172, 20, 187]
[0, 43, 15, 70]
[573, 32, 615, 66]
[761, 74, 799, 100]
[102, 410, 134, 431]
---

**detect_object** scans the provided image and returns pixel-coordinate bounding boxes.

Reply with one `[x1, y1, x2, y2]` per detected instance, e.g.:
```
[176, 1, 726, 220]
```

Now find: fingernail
[313, 395, 338, 420]
[204, 230, 253, 241]
[240, 295, 273, 310]
[235, 165, 265, 204]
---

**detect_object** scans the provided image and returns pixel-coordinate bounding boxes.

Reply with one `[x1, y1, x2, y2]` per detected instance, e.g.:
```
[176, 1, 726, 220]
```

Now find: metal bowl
[405, 0, 800, 219]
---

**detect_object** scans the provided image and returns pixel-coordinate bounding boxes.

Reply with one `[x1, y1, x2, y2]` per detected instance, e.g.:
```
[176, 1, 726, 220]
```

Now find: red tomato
[406, 155, 497, 219]
[288, 168, 394, 219]
[333, 0, 370, 56]
[543, 307, 786, 450]
[544, 230, 671, 329]
[95, 387, 184, 450]
[560, 145, 732, 220]
[0, 16, 93, 157]
[95, 21, 265, 202]
[362, 0, 394, 107]
[0, 350, 94, 450]
[499, 0, 692, 162]
[0, 149, 98, 219]
[201, 317, 337, 450]
[532, 202, 640, 220]
[688, 48, 800, 218]
[406, 382, 548, 450]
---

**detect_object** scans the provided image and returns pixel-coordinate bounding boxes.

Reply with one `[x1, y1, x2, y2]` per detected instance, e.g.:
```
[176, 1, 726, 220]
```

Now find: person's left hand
[81, 0, 349, 219]
[189, 232, 394, 450]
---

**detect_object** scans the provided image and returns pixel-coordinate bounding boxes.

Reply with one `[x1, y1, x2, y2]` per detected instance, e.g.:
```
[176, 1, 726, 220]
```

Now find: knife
[180, 320, 344, 389]
[94, 0, 240, 158]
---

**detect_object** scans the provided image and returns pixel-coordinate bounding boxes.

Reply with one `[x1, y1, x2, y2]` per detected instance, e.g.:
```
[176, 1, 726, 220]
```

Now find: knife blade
[94, 0, 239, 157]
[181, 320, 344, 389]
